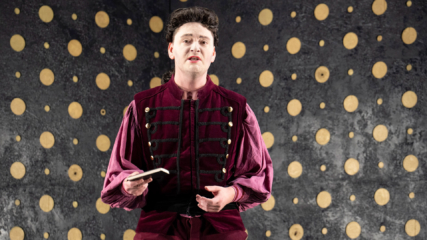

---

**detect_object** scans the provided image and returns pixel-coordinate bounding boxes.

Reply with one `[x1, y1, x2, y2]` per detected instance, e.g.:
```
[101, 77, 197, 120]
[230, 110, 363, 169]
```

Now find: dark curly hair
[162, 6, 219, 83]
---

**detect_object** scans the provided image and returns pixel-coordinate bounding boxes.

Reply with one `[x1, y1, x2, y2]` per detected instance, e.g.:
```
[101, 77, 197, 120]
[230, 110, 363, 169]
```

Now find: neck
[174, 68, 207, 92]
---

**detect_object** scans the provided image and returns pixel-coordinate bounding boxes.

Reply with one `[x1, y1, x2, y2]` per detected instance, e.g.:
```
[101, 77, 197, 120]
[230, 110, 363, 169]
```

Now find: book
[126, 168, 169, 181]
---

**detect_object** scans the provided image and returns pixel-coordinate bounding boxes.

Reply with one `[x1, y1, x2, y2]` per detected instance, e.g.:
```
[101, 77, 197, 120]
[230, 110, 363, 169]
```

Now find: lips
[188, 56, 201, 61]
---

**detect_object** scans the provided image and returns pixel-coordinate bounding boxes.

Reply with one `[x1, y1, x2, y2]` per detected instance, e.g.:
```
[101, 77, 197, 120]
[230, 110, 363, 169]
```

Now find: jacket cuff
[231, 185, 244, 202]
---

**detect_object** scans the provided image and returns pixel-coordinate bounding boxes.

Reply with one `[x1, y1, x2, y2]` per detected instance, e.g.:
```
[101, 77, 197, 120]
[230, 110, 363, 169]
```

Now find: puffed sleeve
[100, 100, 148, 211]
[227, 103, 274, 212]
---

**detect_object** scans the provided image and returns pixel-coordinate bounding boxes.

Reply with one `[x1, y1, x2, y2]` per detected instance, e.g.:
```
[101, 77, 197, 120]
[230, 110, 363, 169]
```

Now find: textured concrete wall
[1, 0, 426, 239]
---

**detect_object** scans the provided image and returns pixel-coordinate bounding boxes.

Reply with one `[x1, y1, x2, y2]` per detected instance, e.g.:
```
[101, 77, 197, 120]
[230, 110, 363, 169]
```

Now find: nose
[190, 40, 200, 52]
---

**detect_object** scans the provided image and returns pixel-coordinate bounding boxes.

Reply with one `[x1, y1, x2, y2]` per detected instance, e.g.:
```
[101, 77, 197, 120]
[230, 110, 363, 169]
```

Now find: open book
[126, 168, 169, 181]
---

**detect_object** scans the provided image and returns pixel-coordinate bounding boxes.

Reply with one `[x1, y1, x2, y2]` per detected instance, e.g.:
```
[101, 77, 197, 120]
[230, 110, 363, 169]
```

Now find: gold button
[227, 139, 231, 145]
[228, 106, 233, 112]
[222, 168, 226, 173]
[226, 154, 229, 159]
[228, 122, 233, 127]
[150, 155, 154, 160]
[145, 107, 150, 112]
[145, 123, 151, 129]
[148, 141, 151, 147]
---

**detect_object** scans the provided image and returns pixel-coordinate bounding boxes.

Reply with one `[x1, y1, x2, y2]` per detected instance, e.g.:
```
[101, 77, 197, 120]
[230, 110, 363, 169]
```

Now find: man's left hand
[196, 185, 235, 212]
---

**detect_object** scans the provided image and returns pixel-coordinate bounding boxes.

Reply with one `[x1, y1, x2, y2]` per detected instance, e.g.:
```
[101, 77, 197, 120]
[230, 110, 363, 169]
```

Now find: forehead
[174, 22, 213, 40]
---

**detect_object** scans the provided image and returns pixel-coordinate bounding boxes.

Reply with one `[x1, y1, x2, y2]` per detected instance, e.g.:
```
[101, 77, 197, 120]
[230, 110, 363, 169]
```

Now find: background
[1, 0, 426, 239]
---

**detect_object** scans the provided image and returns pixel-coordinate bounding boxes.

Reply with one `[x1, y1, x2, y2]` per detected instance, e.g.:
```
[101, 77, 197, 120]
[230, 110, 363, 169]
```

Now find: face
[168, 22, 216, 76]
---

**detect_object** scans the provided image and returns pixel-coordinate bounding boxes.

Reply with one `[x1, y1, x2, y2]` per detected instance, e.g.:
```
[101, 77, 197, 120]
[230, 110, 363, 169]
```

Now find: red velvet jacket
[133, 74, 247, 211]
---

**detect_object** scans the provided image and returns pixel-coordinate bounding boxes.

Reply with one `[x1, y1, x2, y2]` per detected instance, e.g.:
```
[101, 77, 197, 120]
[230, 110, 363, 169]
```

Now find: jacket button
[226, 154, 229, 159]
[222, 168, 226, 173]
[228, 122, 233, 127]
[145, 107, 150, 112]
[227, 139, 231, 145]
[145, 123, 151, 129]
[148, 142, 151, 147]
[228, 106, 233, 112]
[150, 155, 154, 160]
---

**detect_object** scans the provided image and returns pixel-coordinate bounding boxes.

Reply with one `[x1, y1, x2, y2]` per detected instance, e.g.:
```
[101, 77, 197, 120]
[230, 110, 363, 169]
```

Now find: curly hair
[162, 6, 219, 83]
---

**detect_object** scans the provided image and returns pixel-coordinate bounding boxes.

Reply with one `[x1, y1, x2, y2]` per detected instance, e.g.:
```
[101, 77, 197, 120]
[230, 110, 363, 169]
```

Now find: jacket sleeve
[227, 103, 274, 212]
[100, 100, 148, 211]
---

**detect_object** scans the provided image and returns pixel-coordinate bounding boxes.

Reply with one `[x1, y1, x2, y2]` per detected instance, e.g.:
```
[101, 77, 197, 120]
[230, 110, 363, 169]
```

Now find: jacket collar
[168, 73, 215, 101]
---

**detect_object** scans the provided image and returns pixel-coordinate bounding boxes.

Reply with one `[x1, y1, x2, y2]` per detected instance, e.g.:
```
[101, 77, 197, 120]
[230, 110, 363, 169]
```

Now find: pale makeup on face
[168, 22, 216, 91]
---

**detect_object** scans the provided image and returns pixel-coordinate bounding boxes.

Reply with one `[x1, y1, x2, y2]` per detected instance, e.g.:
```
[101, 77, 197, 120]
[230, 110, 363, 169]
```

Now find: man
[101, 6, 273, 240]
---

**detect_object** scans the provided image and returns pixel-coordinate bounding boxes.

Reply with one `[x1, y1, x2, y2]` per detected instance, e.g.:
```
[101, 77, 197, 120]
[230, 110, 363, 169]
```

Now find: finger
[205, 185, 221, 193]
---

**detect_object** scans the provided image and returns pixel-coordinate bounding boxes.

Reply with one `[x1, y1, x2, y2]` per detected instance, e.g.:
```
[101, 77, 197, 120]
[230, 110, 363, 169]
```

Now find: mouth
[188, 56, 201, 62]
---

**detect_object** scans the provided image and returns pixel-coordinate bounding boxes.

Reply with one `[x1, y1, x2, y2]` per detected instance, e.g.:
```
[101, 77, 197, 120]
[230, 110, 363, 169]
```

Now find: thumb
[205, 185, 221, 192]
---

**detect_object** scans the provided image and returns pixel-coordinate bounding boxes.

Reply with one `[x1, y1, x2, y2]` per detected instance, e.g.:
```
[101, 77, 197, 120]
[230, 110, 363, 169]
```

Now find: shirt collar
[168, 73, 215, 101]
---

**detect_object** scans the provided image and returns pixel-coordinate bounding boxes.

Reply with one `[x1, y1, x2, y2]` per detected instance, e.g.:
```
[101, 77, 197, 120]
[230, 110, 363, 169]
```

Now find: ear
[211, 47, 216, 63]
[168, 42, 175, 60]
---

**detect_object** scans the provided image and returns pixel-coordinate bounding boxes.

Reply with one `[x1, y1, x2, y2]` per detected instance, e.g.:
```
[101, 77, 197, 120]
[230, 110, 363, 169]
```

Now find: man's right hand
[122, 172, 152, 196]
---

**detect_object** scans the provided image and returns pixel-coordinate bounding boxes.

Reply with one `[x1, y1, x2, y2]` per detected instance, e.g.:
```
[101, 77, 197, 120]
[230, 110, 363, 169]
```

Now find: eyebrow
[180, 34, 210, 39]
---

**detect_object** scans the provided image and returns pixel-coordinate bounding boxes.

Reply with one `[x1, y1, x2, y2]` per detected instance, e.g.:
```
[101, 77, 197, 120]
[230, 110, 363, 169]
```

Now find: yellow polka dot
[68, 228, 82, 240]
[265, 230, 271, 237]
[40, 131, 55, 149]
[123, 44, 137, 61]
[231, 42, 246, 59]
[100, 47, 106, 54]
[403, 155, 418, 172]
[380, 225, 386, 232]
[73, 138, 78, 145]
[150, 77, 162, 88]
[407, 1, 412, 7]
[127, 19, 132, 25]
[289, 224, 304, 240]
[293, 198, 298, 204]
[373, 124, 388, 142]
[10, 98, 26, 115]
[39, 195, 54, 212]
[96, 135, 111, 152]
[348, 6, 354, 13]
[101, 171, 106, 177]
[68, 39, 82, 57]
[287, 99, 302, 116]
[262, 132, 274, 148]
[320, 165, 326, 171]
[44, 232, 49, 239]
[402, 27, 417, 45]
[314, 3, 329, 21]
[10, 34, 25, 52]
[149, 16, 163, 33]
[344, 158, 359, 175]
[378, 162, 384, 168]
[96, 197, 110, 214]
[343, 95, 359, 112]
[68, 102, 83, 119]
[9, 226, 25, 240]
[15, 8, 20, 15]
[210, 74, 219, 86]
[73, 201, 78, 208]
[44, 42, 49, 49]
[401, 91, 417, 108]
[40, 68, 55, 86]
[100, 233, 106, 240]
[372, 61, 387, 79]
[374, 188, 390, 205]
[68, 164, 83, 182]
[45, 168, 50, 175]
[406, 64, 412, 71]
[322, 228, 328, 235]
[346, 221, 361, 239]
[154, 51, 159, 58]
[263, 44, 269, 51]
[377, 35, 383, 41]
[320, 102, 325, 109]
[10, 162, 26, 179]
[73, 76, 78, 83]
[407, 128, 413, 135]
[319, 40, 325, 47]
[291, 11, 296, 18]
[288, 161, 303, 178]
[100, 109, 106, 116]
[286, 37, 301, 54]
[405, 219, 420, 237]
[95, 11, 110, 28]
[96, 72, 110, 90]
[39, 5, 54, 23]
[409, 192, 415, 199]
[15, 199, 21, 206]
[343, 32, 358, 49]
[127, 80, 133, 87]
[264, 106, 270, 113]
[258, 8, 273, 26]
[123, 106, 128, 117]
[259, 70, 274, 87]
[372, 0, 387, 15]
[348, 69, 354, 76]
[316, 128, 330, 145]
[292, 135, 297, 142]
[317, 191, 332, 208]
[235, 16, 241, 23]
[349, 132, 354, 138]
[123, 229, 136, 240]
[291, 73, 297, 80]
[16, 135, 21, 142]
[15, 72, 21, 78]
[236, 77, 242, 84]
[315, 66, 330, 83]
[72, 13, 77, 20]
[377, 98, 383, 105]
[261, 195, 275, 211]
